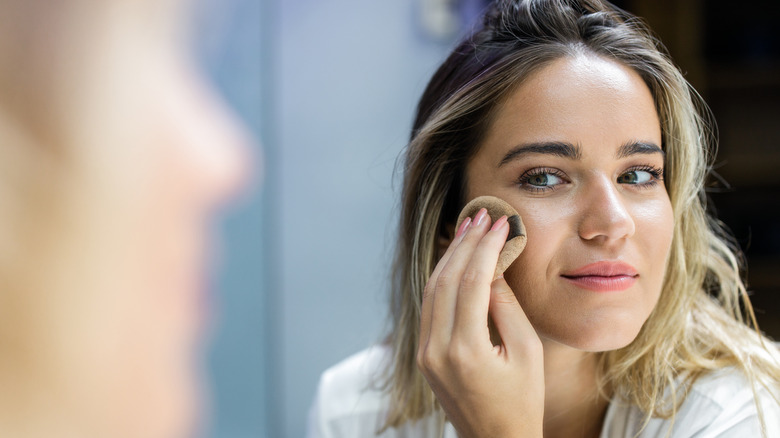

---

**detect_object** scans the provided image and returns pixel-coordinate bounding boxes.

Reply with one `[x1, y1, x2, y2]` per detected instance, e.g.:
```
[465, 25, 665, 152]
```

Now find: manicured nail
[491, 215, 508, 232]
[456, 217, 471, 238]
[474, 208, 488, 227]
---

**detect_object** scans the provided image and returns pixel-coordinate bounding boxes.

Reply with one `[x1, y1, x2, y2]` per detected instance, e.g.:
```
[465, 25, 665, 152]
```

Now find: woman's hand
[417, 208, 545, 438]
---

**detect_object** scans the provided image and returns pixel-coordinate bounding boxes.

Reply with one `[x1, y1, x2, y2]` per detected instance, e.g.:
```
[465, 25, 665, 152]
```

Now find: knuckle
[415, 349, 425, 370]
[459, 268, 482, 289]
[446, 342, 480, 379]
[422, 281, 435, 300]
[417, 347, 440, 373]
[435, 269, 455, 290]
[445, 341, 472, 366]
[492, 287, 517, 305]
[491, 280, 518, 304]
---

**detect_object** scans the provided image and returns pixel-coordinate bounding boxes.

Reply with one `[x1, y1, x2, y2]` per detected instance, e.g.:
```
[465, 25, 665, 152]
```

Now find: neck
[541, 340, 609, 438]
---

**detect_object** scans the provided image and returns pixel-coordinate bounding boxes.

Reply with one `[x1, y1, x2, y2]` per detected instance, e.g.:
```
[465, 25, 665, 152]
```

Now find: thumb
[489, 276, 540, 355]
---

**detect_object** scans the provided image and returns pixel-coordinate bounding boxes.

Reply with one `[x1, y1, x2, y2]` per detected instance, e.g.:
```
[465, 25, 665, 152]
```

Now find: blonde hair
[383, 0, 780, 433]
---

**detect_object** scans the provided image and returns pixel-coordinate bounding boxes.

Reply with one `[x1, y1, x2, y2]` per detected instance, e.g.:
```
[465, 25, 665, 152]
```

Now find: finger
[420, 216, 472, 346]
[489, 277, 540, 358]
[451, 215, 510, 343]
[427, 208, 491, 347]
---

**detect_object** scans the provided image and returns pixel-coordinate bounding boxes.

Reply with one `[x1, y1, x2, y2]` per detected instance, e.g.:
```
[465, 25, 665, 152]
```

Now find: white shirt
[307, 345, 780, 438]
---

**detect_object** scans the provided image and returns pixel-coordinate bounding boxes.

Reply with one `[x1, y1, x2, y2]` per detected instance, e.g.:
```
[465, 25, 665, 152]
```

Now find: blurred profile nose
[179, 72, 254, 209]
[577, 175, 635, 243]
[195, 95, 253, 206]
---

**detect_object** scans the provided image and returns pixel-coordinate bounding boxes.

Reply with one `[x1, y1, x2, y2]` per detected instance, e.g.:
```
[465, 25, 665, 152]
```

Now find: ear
[436, 221, 456, 260]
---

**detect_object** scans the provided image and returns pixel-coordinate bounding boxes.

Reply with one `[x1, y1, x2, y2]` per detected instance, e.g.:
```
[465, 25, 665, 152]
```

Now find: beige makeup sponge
[456, 196, 527, 279]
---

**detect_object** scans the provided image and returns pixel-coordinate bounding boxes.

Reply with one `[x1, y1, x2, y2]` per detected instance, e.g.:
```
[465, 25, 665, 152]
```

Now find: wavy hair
[383, 0, 780, 434]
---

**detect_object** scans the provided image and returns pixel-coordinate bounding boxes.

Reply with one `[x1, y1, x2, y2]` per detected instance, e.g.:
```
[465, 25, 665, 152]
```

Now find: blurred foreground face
[84, 15, 250, 438]
[103, 48, 250, 438]
[0, 2, 250, 437]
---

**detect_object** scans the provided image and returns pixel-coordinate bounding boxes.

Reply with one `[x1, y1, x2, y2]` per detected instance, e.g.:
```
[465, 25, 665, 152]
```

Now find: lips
[561, 261, 638, 292]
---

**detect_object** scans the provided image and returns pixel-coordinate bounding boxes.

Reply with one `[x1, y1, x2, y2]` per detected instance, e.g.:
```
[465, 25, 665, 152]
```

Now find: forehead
[477, 53, 661, 160]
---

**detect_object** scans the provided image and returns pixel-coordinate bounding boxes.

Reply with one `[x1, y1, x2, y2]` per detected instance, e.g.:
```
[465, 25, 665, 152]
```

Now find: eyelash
[516, 167, 568, 193]
[515, 165, 665, 192]
[624, 165, 665, 189]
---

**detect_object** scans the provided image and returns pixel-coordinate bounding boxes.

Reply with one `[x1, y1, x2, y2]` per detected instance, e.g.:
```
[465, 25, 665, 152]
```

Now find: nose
[178, 71, 254, 209]
[194, 91, 253, 206]
[577, 175, 635, 243]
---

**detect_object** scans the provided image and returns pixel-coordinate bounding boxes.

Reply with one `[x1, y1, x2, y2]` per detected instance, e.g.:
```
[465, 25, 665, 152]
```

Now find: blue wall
[194, 0, 270, 436]
[194, 1, 456, 436]
[277, 2, 454, 436]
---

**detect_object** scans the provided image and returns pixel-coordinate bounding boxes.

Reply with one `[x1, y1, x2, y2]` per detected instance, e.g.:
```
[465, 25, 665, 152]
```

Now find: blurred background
[190, 0, 779, 436]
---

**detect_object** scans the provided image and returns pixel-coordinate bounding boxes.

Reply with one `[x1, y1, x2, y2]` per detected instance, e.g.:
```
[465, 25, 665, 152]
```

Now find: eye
[617, 166, 663, 186]
[517, 168, 567, 192]
[527, 173, 563, 186]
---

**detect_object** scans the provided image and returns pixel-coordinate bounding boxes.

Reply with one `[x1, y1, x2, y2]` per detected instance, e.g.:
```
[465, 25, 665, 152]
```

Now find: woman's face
[464, 53, 673, 352]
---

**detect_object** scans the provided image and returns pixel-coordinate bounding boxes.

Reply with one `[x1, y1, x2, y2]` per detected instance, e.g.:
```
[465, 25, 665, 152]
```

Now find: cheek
[634, 198, 675, 280]
[502, 200, 573, 298]
[81, 133, 204, 437]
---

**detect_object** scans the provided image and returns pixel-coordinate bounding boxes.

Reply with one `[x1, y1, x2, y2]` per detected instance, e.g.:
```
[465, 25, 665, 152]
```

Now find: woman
[0, 0, 249, 437]
[309, 0, 780, 437]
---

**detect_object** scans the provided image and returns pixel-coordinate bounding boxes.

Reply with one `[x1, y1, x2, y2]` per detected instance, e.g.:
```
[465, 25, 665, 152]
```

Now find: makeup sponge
[456, 196, 527, 279]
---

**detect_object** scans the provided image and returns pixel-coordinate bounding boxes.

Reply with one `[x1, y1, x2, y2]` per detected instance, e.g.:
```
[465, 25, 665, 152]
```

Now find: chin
[144, 379, 201, 438]
[533, 314, 645, 353]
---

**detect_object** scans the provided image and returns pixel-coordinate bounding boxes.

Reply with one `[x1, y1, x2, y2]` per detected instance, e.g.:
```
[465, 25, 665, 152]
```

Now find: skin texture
[418, 53, 674, 438]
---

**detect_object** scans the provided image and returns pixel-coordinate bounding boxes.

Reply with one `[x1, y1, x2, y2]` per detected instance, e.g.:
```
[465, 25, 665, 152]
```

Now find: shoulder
[307, 345, 455, 438]
[603, 367, 780, 438]
[306, 345, 393, 437]
[676, 367, 778, 435]
[315, 344, 393, 419]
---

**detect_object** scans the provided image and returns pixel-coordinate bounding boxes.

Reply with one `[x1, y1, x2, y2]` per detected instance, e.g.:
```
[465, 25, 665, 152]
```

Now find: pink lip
[561, 261, 638, 292]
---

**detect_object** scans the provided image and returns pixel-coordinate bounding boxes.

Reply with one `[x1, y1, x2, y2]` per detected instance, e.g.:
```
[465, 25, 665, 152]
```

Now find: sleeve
[304, 347, 398, 438]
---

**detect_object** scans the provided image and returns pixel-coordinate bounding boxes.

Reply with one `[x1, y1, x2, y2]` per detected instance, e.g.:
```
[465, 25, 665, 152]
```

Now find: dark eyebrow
[616, 141, 664, 159]
[497, 141, 582, 167]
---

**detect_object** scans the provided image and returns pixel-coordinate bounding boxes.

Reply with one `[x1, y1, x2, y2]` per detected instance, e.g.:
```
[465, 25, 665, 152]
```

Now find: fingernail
[491, 215, 508, 232]
[474, 208, 488, 227]
[455, 217, 471, 238]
